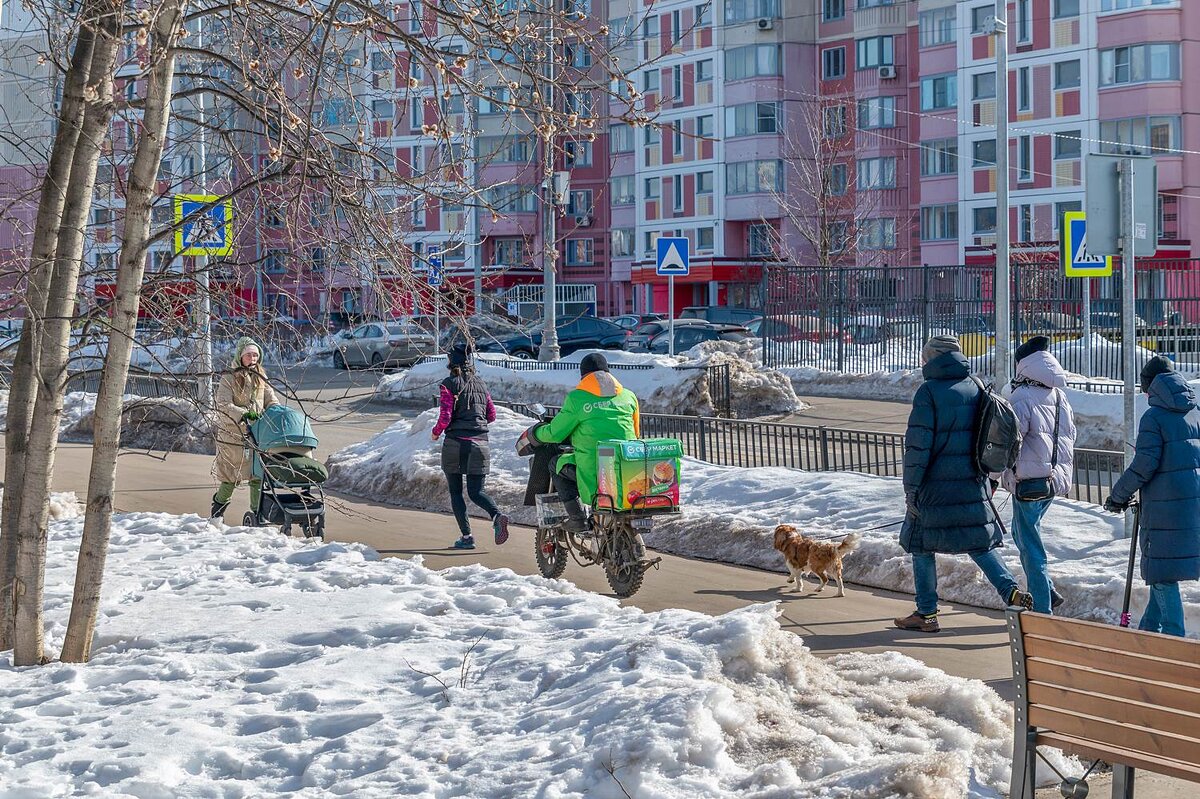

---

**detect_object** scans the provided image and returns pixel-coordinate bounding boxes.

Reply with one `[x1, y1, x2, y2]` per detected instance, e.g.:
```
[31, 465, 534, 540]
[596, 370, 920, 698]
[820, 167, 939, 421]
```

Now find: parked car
[627, 319, 710, 352]
[476, 316, 628, 358]
[679, 306, 759, 325]
[647, 323, 750, 354]
[607, 313, 664, 332]
[747, 314, 847, 343]
[1088, 312, 1148, 330]
[334, 321, 437, 369]
[440, 314, 526, 352]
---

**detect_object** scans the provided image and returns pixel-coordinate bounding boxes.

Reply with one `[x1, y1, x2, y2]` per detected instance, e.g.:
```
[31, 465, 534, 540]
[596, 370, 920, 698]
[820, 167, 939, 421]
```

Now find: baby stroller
[242, 405, 328, 538]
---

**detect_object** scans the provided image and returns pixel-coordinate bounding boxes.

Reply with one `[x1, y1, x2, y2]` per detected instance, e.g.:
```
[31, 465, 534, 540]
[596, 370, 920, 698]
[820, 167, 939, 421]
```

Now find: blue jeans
[1139, 582, 1186, 637]
[912, 550, 1019, 616]
[1011, 498, 1055, 613]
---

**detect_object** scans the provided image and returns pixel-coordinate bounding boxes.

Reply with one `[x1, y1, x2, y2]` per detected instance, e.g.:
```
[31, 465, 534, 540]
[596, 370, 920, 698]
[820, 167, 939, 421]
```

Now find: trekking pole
[1119, 501, 1141, 628]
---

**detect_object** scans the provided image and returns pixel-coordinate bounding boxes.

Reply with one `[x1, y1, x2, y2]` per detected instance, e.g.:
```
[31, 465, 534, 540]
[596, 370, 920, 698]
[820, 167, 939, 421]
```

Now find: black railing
[499, 401, 1123, 506]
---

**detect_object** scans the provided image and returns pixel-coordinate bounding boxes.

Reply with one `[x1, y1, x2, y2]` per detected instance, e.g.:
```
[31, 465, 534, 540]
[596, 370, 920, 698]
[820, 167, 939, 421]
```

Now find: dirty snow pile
[1, 510, 1020, 798]
[780, 366, 925, 403]
[377, 348, 804, 417]
[0, 390, 214, 454]
[327, 407, 1198, 634]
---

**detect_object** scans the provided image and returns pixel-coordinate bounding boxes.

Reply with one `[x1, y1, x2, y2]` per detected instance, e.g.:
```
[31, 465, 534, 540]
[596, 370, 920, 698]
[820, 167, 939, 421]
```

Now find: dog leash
[804, 518, 905, 541]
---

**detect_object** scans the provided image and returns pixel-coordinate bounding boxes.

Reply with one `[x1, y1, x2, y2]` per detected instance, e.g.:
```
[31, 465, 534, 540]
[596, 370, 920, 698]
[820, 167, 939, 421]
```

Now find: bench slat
[1027, 657, 1200, 716]
[1037, 732, 1200, 785]
[1022, 636, 1200, 688]
[1029, 681, 1200, 741]
[1021, 613, 1200, 666]
[1029, 706, 1200, 764]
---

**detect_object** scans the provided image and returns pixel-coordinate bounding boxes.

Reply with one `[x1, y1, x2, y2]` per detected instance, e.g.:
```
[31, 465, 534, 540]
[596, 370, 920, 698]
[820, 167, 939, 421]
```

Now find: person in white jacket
[1002, 336, 1077, 613]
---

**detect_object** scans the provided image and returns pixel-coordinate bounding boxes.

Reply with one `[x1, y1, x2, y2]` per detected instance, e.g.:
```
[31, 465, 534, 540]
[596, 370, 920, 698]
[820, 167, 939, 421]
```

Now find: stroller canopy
[251, 405, 318, 451]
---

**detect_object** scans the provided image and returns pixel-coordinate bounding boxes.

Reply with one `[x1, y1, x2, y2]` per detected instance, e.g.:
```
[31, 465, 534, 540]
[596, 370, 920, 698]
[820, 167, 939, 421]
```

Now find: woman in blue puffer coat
[1106, 356, 1200, 637]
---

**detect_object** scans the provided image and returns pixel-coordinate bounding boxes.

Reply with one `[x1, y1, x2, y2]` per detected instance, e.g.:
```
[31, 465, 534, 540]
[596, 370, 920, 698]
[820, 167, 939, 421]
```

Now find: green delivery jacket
[533, 370, 641, 504]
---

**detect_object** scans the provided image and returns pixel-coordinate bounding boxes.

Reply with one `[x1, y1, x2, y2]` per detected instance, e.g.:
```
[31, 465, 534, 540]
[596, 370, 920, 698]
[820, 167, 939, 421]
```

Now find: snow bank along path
[327, 407, 1200, 636]
[0, 500, 1024, 797]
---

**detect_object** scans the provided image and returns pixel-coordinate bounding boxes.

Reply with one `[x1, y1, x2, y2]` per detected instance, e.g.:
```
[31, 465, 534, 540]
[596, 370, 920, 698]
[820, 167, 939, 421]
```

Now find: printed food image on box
[596, 438, 683, 511]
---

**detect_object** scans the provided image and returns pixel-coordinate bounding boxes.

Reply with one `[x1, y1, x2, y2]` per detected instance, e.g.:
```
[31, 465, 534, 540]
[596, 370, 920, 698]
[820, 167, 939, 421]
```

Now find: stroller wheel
[280, 523, 292, 538]
[242, 512, 257, 527]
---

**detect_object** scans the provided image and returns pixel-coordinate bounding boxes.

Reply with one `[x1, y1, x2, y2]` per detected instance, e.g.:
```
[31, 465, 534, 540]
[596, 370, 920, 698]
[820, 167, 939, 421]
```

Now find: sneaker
[894, 612, 940, 633]
[452, 536, 476, 550]
[492, 514, 510, 546]
[1050, 588, 1065, 610]
[1008, 588, 1035, 610]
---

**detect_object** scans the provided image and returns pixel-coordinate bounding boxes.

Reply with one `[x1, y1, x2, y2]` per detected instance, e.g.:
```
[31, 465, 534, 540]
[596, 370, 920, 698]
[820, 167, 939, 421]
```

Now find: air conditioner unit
[574, 215, 593, 227]
[756, 17, 774, 31]
[878, 65, 897, 79]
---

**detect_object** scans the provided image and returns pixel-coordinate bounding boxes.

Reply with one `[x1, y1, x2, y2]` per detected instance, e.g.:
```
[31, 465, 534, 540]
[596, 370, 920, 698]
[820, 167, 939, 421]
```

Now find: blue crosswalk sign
[656, 237, 689, 276]
[173, 193, 232, 256]
[428, 246, 443, 287]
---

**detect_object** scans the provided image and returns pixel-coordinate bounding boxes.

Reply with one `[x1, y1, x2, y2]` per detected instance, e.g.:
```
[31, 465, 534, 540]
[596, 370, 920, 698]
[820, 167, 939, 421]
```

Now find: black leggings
[446, 473, 499, 537]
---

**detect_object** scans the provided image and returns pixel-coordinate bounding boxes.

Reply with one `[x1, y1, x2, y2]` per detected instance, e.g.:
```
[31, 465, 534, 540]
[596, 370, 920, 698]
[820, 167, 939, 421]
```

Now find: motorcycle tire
[604, 525, 647, 598]
[534, 526, 568, 579]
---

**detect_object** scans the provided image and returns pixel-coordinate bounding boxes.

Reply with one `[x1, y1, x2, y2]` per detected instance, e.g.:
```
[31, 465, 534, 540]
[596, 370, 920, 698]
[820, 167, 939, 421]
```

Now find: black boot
[562, 498, 589, 533]
[210, 497, 230, 520]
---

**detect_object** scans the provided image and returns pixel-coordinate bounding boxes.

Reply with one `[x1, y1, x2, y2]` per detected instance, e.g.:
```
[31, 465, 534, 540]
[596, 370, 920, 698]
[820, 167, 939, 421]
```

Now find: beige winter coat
[213, 367, 279, 483]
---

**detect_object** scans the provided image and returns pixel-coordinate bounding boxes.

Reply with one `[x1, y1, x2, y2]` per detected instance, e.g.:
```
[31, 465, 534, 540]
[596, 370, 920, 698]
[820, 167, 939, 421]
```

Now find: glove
[905, 492, 919, 519]
[242, 411, 260, 422]
[1104, 496, 1128, 514]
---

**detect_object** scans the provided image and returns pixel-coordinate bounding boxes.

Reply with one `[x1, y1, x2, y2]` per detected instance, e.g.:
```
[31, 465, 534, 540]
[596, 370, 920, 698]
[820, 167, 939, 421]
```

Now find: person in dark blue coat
[1105, 356, 1200, 637]
[895, 335, 1033, 633]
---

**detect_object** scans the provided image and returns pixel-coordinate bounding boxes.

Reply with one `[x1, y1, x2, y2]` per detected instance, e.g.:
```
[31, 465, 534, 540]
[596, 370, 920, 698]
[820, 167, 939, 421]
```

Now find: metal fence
[762, 261, 1200, 380]
[500, 401, 1123, 506]
[60, 369, 200, 400]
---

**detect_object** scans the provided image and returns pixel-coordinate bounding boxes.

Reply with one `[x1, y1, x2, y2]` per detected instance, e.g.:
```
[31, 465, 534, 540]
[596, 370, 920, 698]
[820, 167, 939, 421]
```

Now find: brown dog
[772, 524, 861, 597]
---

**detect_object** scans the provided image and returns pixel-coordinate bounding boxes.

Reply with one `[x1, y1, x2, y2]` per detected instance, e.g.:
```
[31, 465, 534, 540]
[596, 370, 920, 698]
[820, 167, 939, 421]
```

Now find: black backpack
[969, 376, 1021, 475]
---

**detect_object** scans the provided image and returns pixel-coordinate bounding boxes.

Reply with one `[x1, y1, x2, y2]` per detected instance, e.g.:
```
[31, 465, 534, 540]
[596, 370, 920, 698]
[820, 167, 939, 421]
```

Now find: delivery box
[595, 438, 683, 512]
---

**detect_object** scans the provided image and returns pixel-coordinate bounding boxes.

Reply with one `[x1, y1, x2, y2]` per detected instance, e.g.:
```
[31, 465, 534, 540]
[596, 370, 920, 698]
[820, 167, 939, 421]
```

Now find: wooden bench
[1007, 609, 1200, 798]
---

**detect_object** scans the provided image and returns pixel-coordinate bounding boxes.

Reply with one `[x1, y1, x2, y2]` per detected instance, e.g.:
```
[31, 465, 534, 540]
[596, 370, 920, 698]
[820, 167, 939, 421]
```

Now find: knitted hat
[1140, 355, 1173, 393]
[579, 352, 609, 376]
[921, 334, 961, 365]
[231, 336, 262, 369]
[1014, 335, 1052, 364]
[447, 345, 470, 369]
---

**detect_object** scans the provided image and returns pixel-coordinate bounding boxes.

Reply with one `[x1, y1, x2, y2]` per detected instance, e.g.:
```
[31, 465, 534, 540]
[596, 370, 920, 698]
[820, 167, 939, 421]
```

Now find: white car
[333, 322, 437, 369]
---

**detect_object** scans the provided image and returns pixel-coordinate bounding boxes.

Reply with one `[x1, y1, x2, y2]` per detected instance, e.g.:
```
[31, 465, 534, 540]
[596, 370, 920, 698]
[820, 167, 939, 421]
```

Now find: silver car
[334, 322, 436, 369]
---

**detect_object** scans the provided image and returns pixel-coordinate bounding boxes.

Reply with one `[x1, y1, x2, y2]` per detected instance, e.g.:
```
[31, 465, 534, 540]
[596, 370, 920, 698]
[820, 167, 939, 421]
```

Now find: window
[823, 0, 845, 21]
[643, 70, 660, 93]
[727, 102, 780, 136]
[860, 218, 896, 250]
[827, 221, 848, 253]
[672, 120, 684, 155]
[372, 99, 394, 121]
[697, 227, 715, 252]
[644, 125, 660, 151]
[566, 190, 593, 216]
[919, 7, 956, 48]
[1101, 0, 1174, 10]
[673, 176, 684, 210]
[921, 138, 958, 176]
[265, 208, 284, 228]
[150, 204, 172, 225]
[265, 249, 288, 274]
[830, 163, 848, 195]
[409, 0, 422, 33]
[696, 59, 714, 83]
[1018, 203, 1034, 242]
[725, 0, 781, 23]
[478, 135, 531, 163]
[486, 186, 537, 213]
[412, 198, 426, 228]
[726, 160, 783, 194]
[477, 88, 510, 115]
[1055, 201, 1082, 230]
[697, 171, 714, 195]
[696, 3, 712, 27]
[611, 228, 635, 257]
[1054, 0, 1079, 16]
[610, 124, 633, 153]
[493, 238, 527, 265]
[857, 96, 895, 129]
[822, 47, 845, 80]
[726, 45, 782, 80]
[567, 41, 593, 69]
[855, 36, 894, 69]
[611, 176, 635, 205]
[1055, 60, 1081, 89]
[371, 51, 390, 73]
[565, 238, 593, 265]
[748, 223, 777, 257]
[311, 247, 326, 273]
[972, 139, 996, 168]
[1017, 135, 1033, 182]
[1016, 0, 1031, 43]
[410, 97, 422, 129]
[564, 91, 593, 117]
[672, 65, 683, 99]
[92, 207, 113, 226]
[973, 206, 997, 233]
[823, 105, 847, 137]
[972, 73, 995, 99]
[970, 6, 994, 34]
[1018, 66, 1032, 111]
[1100, 115, 1181, 155]
[1099, 44, 1180, 86]
[857, 157, 896, 190]
[644, 177, 660, 199]
[921, 205, 958, 241]
[696, 115, 714, 140]
[565, 140, 592, 167]
[921, 74, 957, 110]
[1054, 130, 1081, 159]
[856, 0, 895, 7]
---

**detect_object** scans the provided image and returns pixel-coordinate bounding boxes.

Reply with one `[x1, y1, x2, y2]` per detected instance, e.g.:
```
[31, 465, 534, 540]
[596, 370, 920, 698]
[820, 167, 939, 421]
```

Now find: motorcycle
[516, 404, 667, 598]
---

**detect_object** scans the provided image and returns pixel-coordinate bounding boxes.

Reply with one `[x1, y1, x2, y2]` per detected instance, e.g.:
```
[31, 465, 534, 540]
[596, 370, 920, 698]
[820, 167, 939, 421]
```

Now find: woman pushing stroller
[432, 346, 509, 550]
[210, 337, 278, 520]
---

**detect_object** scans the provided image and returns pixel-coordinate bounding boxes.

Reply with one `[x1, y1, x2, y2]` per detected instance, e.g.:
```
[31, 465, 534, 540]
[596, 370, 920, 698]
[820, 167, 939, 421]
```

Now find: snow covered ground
[0, 503, 1029, 797]
[327, 408, 1199, 635]
[377, 347, 804, 418]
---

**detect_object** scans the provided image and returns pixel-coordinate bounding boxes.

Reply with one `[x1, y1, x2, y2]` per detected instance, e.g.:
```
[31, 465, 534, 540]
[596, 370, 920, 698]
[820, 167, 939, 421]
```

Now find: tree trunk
[62, 0, 185, 663]
[0, 8, 101, 652]
[11, 4, 122, 667]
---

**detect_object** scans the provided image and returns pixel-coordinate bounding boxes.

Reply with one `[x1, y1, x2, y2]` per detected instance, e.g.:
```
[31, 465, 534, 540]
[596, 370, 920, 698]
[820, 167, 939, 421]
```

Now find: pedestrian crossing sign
[1061, 211, 1113, 278]
[174, 194, 233, 256]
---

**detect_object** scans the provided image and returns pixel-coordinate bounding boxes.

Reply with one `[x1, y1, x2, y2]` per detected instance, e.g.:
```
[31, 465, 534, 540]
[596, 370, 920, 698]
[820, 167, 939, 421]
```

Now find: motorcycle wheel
[534, 526, 568, 579]
[604, 522, 646, 598]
